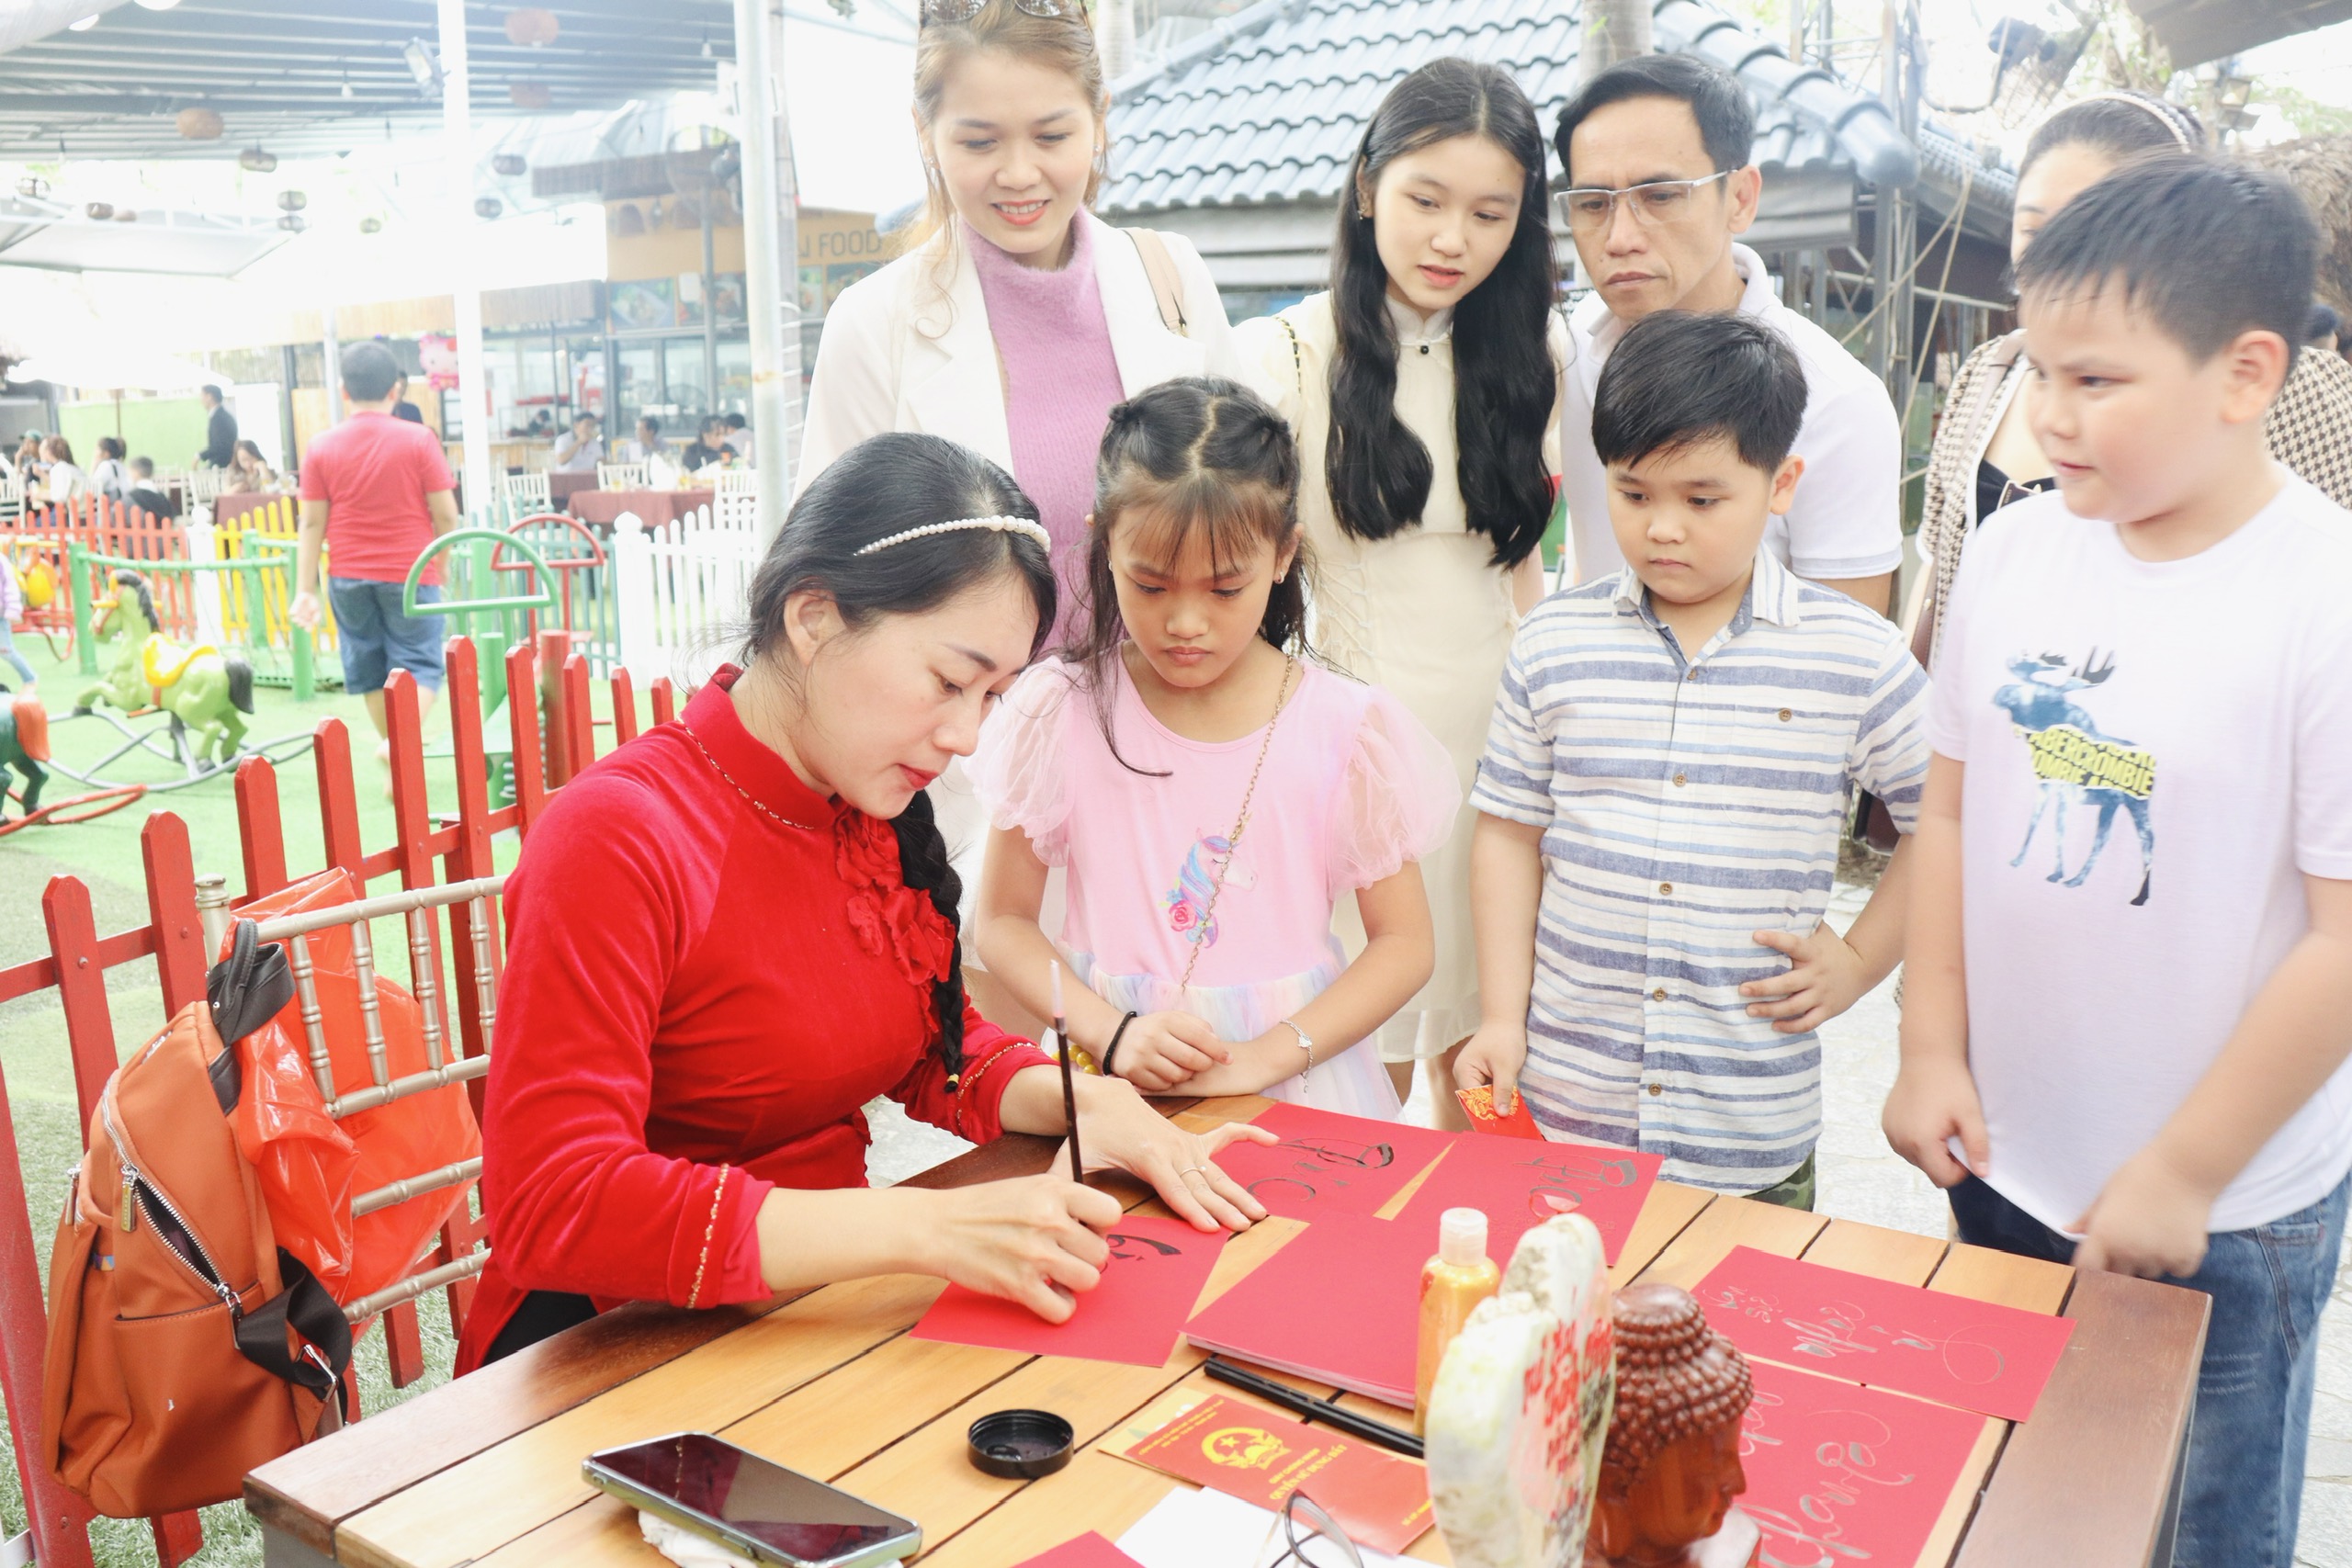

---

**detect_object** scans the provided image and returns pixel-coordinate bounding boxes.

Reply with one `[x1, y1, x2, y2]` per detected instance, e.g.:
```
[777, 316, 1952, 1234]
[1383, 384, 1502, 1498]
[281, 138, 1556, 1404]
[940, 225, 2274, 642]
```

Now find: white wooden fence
[611, 503, 760, 689]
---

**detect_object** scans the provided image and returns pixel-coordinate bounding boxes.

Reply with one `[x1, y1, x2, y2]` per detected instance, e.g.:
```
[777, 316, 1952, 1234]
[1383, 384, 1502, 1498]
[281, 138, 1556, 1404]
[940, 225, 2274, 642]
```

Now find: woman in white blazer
[797, 0, 1246, 638]
[799, 0, 1246, 989]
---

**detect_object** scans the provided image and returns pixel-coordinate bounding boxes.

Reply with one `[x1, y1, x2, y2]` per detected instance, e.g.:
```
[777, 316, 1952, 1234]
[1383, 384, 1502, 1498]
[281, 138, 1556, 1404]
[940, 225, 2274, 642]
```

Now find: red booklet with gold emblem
[1116, 1391, 1434, 1553]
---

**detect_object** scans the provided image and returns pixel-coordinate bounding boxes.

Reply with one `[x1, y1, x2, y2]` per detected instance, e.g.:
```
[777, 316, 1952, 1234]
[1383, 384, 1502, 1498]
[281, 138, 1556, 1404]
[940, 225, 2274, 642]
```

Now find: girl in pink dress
[972, 378, 1458, 1118]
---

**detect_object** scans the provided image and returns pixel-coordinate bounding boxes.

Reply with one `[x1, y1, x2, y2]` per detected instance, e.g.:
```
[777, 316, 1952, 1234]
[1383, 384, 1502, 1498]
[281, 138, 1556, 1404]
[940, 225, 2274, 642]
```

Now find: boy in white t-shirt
[1883, 156, 2352, 1567]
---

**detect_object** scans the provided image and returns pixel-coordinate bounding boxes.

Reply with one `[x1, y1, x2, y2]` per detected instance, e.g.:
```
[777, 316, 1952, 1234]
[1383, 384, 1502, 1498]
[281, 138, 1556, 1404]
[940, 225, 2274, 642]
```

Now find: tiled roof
[1102, 0, 2007, 217]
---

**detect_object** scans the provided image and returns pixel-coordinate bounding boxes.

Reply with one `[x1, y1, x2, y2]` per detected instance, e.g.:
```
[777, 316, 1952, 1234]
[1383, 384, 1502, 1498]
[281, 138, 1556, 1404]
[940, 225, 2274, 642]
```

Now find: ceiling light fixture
[238, 145, 277, 173]
[402, 38, 443, 93]
[341, 75, 355, 99]
[67, 13, 100, 30]
[131, 0, 184, 9]
[175, 106, 224, 140]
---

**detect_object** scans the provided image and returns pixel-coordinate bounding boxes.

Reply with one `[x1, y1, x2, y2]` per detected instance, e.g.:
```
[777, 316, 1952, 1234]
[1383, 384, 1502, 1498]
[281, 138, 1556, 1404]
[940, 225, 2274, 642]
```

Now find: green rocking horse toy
[74, 568, 254, 770]
[0, 696, 47, 821]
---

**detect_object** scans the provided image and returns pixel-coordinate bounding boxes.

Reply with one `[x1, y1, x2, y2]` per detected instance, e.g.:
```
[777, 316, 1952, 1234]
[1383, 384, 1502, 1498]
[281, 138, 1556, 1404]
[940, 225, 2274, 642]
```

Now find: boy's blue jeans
[1950, 1171, 2349, 1568]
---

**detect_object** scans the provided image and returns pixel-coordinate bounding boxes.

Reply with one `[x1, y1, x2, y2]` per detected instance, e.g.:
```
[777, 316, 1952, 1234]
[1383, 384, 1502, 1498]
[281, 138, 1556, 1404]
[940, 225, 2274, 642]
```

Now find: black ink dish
[966, 1409, 1074, 1479]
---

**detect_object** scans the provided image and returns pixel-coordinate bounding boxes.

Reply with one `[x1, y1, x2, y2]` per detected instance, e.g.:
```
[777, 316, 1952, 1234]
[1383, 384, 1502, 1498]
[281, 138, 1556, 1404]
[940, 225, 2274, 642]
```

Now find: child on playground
[1457, 310, 1928, 1202]
[971, 377, 1458, 1117]
[1882, 156, 2352, 1568]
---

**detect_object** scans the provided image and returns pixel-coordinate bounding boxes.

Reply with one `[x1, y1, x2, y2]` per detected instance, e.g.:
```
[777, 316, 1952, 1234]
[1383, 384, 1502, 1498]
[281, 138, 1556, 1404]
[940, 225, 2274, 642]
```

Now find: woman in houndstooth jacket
[1915, 92, 2352, 666]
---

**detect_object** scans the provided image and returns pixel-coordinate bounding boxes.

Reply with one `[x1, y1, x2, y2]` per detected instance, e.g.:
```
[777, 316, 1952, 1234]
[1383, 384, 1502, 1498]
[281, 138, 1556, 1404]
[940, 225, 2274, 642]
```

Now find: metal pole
[321, 305, 343, 426]
[701, 175, 720, 427]
[439, 0, 495, 523]
[735, 0, 801, 547]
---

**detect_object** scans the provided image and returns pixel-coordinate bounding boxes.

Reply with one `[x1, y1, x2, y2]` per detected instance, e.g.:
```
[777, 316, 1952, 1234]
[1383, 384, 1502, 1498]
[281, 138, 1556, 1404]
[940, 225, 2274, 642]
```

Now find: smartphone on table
[583, 1431, 922, 1568]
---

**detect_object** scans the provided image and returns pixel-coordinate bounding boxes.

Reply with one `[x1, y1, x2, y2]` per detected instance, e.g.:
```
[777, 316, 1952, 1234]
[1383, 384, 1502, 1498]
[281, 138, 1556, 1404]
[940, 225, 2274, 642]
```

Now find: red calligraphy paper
[1012, 1533, 1147, 1568]
[1736, 1360, 1987, 1568]
[1120, 1393, 1433, 1552]
[1393, 1133, 1660, 1265]
[911, 1214, 1227, 1368]
[1208, 1103, 1459, 1223]
[1182, 1214, 1430, 1407]
[1694, 1247, 2076, 1422]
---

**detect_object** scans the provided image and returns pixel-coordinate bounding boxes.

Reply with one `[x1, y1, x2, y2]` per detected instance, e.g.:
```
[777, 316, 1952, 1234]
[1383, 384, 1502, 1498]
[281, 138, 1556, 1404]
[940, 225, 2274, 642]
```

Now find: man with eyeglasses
[1552, 56, 1902, 615]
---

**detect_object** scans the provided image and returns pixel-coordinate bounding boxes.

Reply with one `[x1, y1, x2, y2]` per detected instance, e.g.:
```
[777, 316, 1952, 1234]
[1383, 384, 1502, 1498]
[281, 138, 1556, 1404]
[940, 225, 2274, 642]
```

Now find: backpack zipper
[100, 1096, 243, 1316]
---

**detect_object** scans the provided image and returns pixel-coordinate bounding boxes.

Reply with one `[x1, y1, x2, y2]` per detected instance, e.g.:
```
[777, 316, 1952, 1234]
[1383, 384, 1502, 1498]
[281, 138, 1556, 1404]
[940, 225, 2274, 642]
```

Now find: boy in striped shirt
[1458, 310, 1929, 1201]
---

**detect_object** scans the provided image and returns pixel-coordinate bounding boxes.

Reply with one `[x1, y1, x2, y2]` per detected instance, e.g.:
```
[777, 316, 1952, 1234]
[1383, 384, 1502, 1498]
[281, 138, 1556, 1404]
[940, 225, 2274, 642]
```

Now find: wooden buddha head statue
[1586, 1283, 1756, 1568]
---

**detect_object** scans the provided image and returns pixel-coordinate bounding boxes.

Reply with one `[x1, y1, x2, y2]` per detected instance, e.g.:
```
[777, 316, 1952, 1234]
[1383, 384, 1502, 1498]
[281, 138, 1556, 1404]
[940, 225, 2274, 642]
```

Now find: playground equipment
[49, 563, 314, 793]
[75, 568, 254, 763]
[0, 695, 143, 832]
[404, 525, 560, 805]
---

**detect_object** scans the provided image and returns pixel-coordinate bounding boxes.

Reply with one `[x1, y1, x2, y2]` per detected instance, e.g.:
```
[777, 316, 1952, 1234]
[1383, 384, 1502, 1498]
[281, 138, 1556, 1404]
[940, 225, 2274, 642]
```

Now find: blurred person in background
[196, 384, 237, 468]
[37, 436, 86, 503]
[390, 373, 426, 425]
[222, 439, 278, 494]
[87, 435, 130, 501]
[550, 412, 603, 473]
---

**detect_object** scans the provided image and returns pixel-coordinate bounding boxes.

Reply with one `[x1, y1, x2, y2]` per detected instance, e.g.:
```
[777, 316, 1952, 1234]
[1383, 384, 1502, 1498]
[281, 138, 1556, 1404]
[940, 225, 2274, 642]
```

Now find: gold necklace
[680, 720, 824, 833]
[1173, 655, 1296, 994]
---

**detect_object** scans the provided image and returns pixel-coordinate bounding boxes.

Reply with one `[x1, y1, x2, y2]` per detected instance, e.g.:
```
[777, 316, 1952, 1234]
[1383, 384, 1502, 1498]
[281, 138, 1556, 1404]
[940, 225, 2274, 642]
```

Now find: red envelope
[911, 1214, 1227, 1368]
[1694, 1247, 2076, 1422]
[1737, 1360, 1988, 1566]
[1208, 1103, 1459, 1222]
[1455, 1086, 1544, 1139]
[1182, 1214, 1431, 1407]
[1121, 1393, 1433, 1553]
[1012, 1533, 1146, 1568]
[1392, 1133, 1660, 1265]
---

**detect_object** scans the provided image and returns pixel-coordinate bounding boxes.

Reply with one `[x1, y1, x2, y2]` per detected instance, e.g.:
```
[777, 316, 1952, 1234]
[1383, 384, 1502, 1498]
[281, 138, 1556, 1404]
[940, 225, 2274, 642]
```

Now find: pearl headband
[2067, 90, 2199, 152]
[854, 514, 1053, 557]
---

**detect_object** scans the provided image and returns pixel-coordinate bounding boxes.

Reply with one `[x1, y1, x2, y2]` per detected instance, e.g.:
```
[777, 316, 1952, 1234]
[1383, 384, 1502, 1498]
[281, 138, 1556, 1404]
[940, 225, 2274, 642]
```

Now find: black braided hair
[1065, 377, 1307, 775]
[741, 432, 1056, 1083]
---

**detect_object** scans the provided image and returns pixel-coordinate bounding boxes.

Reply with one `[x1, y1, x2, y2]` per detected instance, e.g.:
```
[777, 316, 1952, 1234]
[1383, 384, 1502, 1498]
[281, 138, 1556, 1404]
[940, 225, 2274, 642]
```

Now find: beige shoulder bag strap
[1126, 228, 1191, 338]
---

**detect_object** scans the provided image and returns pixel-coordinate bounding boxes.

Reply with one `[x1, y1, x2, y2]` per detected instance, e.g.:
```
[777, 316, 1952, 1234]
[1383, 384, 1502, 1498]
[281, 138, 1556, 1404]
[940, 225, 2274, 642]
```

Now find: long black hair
[1327, 59, 1557, 568]
[742, 432, 1056, 1081]
[1068, 377, 1305, 773]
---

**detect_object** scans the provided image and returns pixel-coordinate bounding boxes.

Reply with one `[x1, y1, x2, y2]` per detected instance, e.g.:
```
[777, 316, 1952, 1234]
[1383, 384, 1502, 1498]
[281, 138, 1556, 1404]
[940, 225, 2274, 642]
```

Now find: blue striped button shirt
[1470, 551, 1931, 1190]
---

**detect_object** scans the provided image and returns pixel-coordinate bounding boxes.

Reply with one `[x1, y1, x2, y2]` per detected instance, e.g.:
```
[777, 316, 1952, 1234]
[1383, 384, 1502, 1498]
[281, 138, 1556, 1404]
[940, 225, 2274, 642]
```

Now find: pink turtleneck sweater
[966, 218, 1126, 650]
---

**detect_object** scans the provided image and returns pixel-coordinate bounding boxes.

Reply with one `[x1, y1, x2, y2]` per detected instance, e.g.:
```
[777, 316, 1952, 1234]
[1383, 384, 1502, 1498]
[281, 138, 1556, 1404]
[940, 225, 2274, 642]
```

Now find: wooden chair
[714, 468, 758, 496]
[0, 473, 21, 524]
[502, 471, 551, 514]
[596, 462, 647, 491]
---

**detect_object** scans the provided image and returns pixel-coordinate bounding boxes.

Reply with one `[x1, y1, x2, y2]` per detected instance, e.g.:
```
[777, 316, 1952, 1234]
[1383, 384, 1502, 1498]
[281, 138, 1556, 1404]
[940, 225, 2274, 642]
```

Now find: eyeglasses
[1257, 1494, 1363, 1568]
[919, 0, 1089, 24]
[1555, 170, 1734, 235]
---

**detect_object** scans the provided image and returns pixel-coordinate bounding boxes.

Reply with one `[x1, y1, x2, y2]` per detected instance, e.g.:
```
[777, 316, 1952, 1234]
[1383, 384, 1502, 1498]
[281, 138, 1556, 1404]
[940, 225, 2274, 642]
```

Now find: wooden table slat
[1952, 1269, 2208, 1568]
[243, 1296, 790, 1555]
[336, 1273, 951, 1568]
[1927, 1240, 2075, 1314]
[1631, 1193, 1827, 1289]
[1798, 1219, 1950, 1284]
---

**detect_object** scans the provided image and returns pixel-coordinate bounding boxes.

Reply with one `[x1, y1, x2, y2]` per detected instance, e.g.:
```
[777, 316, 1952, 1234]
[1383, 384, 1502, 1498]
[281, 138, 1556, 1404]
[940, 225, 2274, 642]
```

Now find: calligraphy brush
[1052, 961, 1084, 1183]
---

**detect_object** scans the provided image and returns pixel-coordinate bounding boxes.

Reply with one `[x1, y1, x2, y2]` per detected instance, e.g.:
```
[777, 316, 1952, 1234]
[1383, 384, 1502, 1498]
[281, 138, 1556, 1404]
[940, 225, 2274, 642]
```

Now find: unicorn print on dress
[1165, 833, 1243, 947]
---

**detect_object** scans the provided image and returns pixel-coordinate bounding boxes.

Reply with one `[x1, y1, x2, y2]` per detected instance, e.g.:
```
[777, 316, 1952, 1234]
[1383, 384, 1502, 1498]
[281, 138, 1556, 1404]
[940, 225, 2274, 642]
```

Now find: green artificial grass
[0, 625, 616, 1565]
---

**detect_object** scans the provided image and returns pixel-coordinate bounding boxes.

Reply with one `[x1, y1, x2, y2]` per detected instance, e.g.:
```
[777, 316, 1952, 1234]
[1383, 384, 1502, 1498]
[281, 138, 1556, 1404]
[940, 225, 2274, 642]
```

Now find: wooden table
[568, 488, 714, 530]
[245, 1099, 2208, 1568]
[548, 471, 602, 506]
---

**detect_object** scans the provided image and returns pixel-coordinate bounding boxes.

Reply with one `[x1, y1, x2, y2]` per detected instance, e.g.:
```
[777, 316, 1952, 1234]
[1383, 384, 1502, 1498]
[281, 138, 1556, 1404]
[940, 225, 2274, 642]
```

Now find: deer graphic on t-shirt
[1993, 650, 2155, 907]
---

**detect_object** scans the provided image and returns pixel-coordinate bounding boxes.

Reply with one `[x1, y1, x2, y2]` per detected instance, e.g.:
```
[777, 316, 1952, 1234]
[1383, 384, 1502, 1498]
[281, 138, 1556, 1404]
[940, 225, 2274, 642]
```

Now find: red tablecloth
[213, 490, 291, 527]
[548, 471, 600, 504]
[567, 489, 714, 529]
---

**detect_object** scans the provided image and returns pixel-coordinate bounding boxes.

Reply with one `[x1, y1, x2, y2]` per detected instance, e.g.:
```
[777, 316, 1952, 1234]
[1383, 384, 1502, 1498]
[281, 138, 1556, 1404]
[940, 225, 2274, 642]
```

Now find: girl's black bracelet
[1100, 1011, 1140, 1078]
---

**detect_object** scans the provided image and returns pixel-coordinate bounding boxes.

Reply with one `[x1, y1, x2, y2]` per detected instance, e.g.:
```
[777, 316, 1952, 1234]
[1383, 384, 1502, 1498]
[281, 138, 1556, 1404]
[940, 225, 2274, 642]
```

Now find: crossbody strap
[1126, 228, 1191, 338]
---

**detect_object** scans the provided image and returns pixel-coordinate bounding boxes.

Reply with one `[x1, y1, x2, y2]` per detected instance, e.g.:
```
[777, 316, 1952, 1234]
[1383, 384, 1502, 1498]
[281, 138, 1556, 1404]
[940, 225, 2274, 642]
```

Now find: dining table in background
[566, 488, 714, 531]
[211, 490, 291, 528]
[244, 1096, 2211, 1568]
[548, 471, 601, 506]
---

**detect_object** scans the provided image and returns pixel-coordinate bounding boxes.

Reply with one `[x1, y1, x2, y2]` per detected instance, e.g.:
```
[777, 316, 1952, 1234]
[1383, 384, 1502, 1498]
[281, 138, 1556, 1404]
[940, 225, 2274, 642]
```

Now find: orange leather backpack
[42, 921, 352, 1517]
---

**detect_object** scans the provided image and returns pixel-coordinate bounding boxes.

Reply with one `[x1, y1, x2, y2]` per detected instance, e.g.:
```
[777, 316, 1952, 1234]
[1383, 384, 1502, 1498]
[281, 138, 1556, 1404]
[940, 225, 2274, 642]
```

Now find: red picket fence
[3, 497, 192, 653]
[0, 631, 673, 1568]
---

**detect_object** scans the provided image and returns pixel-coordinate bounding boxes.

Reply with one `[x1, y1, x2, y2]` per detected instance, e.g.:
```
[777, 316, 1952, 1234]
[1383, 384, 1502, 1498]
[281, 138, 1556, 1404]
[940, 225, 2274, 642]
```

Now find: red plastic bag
[227, 868, 482, 1308]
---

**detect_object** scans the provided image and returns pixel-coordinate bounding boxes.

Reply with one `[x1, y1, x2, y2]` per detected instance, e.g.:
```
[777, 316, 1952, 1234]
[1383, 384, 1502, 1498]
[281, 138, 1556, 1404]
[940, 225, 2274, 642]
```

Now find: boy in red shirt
[291, 342, 459, 756]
